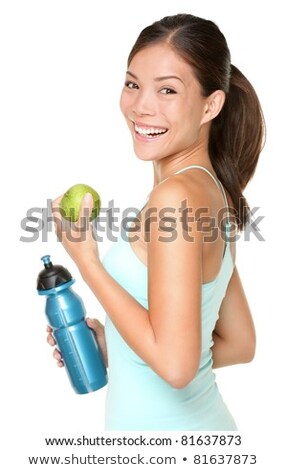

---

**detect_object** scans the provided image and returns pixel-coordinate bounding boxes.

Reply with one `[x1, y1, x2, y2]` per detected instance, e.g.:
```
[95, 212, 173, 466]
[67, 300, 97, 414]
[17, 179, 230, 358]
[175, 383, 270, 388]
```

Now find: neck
[152, 138, 213, 188]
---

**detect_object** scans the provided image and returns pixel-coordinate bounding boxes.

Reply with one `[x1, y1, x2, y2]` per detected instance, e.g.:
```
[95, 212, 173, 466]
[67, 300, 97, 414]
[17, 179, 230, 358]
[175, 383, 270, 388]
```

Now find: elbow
[168, 377, 194, 390]
[244, 330, 256, 363]
[155, 347, 201, 389]
[163, 365, 199, 389]
[241, 341, 256, 363]
[237, 335, 256, 364]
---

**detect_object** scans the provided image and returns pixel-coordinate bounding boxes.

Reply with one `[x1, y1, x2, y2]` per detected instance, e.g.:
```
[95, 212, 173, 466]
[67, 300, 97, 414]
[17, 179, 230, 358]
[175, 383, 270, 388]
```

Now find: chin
[133, 147, 159, 161]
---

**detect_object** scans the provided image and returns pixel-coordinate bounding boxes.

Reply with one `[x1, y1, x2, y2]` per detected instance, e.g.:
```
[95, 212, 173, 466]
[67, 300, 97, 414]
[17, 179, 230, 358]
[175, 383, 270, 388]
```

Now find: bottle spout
[37, 255, 73, 291]
[41, 255, 53, 269]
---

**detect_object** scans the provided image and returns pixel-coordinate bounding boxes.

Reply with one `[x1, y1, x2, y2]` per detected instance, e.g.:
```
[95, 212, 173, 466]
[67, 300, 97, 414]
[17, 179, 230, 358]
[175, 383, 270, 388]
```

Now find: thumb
[75, 193, 93, 228]
[86, 317, 101, 332]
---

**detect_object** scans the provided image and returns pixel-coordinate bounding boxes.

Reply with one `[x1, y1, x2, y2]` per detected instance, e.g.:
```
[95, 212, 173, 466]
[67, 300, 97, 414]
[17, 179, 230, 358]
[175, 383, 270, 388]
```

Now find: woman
[47, 13, 265, 430]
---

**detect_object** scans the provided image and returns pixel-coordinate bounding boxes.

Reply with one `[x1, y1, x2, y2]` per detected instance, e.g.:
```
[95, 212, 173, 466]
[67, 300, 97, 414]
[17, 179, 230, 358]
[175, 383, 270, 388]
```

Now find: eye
[160, 87, 177, 95]
[125, 80, 139, 90]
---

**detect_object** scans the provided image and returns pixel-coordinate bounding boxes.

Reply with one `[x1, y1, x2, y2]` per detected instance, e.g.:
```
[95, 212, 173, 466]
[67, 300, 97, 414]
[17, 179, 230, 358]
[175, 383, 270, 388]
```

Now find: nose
[132, 90, 156, 116]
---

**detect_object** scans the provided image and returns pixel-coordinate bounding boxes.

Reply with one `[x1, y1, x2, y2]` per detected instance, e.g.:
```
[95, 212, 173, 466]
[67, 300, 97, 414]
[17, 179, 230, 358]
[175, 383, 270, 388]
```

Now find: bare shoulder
[148, 173, 203, 212]
[147, 170, 229, 230]
[147, 171, 237, 263]
[146, 172, 205, 251]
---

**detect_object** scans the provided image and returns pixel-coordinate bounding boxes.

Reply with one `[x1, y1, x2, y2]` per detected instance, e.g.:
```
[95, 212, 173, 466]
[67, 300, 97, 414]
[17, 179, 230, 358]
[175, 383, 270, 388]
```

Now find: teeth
[135, 124, 167, 136]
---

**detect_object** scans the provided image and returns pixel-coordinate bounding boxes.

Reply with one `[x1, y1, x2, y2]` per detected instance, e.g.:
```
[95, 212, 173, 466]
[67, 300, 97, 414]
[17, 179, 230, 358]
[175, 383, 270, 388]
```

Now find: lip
[132, 120, 169, 143]
[133, 120, 168, 131]
[134, 130, 167, 143]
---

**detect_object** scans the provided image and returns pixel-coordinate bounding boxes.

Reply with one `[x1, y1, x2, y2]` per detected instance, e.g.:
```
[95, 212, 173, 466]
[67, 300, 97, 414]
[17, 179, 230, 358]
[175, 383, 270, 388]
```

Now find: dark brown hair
[127, 13, 265, 231]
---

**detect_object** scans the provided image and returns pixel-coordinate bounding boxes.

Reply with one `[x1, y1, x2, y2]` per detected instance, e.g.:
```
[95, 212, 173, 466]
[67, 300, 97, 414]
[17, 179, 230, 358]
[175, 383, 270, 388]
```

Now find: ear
[200, 90, 226, 125]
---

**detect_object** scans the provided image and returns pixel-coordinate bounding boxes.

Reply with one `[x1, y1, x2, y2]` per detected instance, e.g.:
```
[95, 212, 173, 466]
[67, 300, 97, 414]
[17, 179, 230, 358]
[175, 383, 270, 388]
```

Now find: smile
[134, 123, 168, 141]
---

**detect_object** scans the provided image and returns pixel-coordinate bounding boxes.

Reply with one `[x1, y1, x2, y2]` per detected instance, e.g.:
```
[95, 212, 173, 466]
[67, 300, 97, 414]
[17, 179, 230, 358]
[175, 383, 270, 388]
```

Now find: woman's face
[120, 43, 209, 161]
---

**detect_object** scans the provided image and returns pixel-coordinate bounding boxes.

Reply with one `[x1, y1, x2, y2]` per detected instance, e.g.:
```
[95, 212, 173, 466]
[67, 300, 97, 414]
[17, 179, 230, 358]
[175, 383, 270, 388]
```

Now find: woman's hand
[46, 325, 64, 367]
[52, 193, 100, 270]
[46, 319, 108, 369]
[86, 318, 109, 368]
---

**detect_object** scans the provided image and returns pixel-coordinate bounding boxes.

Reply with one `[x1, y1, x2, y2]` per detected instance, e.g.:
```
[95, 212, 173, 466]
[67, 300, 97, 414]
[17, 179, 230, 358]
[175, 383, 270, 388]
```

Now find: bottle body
[41, 280, 107, 394]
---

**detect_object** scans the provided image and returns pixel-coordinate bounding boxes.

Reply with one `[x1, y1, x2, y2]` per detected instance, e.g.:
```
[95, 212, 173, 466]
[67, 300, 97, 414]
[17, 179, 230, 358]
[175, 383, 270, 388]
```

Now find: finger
[53, 348, 62, 361]
[57, 360, 64, 368]
[75, 193, 93, 229]
[46, 325, 53, 333]
[51, 195, 67, 238]
[52, 194, 64, 209]
[86, 317, 101, 331]
[47, 334, 56, 346]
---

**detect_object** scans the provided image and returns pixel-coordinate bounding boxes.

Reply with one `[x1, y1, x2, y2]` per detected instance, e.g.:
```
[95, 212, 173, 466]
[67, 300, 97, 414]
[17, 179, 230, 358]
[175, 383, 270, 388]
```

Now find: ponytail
[209, 65, 266, 231]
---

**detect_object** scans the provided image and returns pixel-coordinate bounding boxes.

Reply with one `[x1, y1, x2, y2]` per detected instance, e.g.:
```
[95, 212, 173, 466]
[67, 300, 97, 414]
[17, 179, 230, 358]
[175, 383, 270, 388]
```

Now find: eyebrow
[126, 70, 184, 84]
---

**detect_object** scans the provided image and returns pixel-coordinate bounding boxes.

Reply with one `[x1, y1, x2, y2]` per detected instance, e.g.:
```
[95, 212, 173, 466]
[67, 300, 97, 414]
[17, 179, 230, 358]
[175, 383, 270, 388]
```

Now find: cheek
[172, 104, 204, 145]
[119, 90, 130, 116]
[120, 91, 127, 114]
[164, 101, 192, 135]
[179, 101, 204, 133]
[161, 97, 193, 125]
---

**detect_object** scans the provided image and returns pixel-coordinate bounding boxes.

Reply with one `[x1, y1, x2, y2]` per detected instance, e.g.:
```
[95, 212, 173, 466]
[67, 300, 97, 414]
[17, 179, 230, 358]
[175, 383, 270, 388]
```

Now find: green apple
[60, 184, 101, 222]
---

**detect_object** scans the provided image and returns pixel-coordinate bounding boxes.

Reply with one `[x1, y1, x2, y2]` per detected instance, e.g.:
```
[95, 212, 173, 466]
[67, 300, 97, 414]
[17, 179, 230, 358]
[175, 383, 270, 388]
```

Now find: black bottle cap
[37, 255, 72, 290]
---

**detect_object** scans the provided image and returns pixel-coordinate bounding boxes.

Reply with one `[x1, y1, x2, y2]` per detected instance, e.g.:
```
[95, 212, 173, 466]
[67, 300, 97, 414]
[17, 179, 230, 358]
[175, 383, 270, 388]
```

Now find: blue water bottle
[37, 255, 108, 394]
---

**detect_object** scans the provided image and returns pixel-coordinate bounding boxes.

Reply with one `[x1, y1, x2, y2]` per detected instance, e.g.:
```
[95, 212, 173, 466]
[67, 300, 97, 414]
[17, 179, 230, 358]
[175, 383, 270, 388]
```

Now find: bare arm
[79, 179, 203, 388]
[211, 265, 256, 368]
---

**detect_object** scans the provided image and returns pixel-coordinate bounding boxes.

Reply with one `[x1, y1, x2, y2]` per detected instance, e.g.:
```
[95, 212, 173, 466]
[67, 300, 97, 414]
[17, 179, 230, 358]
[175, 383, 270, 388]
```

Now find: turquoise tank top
[102, 165, 237, 431]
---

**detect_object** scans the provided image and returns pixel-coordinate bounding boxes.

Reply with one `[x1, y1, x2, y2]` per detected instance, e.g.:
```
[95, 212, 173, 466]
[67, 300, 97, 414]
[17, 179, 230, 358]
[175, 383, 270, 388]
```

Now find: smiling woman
[120, 43, 212, 163]
[48, 13, 265, 431]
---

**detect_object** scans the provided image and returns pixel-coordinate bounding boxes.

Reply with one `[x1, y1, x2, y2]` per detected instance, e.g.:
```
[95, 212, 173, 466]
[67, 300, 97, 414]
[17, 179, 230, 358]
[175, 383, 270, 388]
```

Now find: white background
[0, 0, 286, 468]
